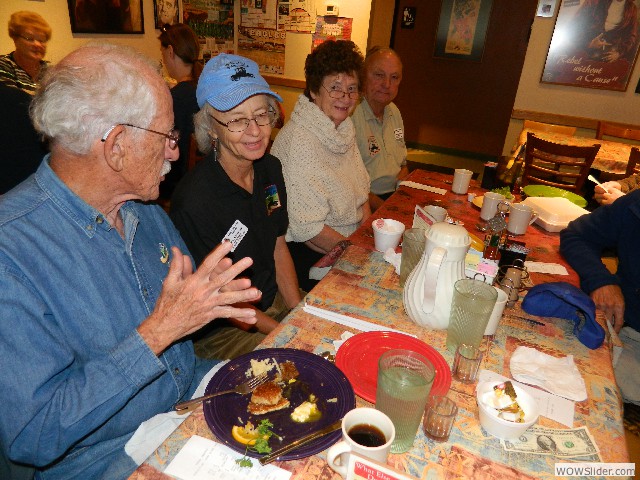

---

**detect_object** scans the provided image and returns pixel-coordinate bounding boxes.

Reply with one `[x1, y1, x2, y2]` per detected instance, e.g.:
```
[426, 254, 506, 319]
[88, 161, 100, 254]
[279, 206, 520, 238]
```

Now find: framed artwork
[154, 0, 180, 29]
[541, 0, 640, 92]
[536, 0, 558, 17]
[67, 0, 144, 34]
[434, 0, 493, 62]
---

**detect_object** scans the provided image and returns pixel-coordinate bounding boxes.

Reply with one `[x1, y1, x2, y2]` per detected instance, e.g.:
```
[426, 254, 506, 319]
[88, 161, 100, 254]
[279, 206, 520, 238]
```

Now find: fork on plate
[174, 372, 269, 412]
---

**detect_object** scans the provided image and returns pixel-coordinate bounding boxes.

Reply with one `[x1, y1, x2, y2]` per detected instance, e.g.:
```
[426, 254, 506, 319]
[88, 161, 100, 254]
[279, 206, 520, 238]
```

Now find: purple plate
[203, 348, 355, 461]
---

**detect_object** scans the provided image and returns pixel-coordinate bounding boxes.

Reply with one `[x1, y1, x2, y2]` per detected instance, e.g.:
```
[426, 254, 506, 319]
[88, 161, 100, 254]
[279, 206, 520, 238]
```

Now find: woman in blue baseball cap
[170, 53, 302, 359]
[271, 40, 371, 292]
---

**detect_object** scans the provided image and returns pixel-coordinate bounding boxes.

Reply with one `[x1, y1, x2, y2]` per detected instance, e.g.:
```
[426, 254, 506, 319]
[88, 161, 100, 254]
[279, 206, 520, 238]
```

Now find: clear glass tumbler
[399, 228, 426, 287]
[375, 349, 434, 453]
[446, 278, 498, 351]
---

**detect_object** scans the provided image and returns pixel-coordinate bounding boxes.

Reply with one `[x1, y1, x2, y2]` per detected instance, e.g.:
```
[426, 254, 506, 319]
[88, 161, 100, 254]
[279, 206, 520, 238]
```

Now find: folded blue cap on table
[521, 282, 605, 349]
[196, 53, 283, 110]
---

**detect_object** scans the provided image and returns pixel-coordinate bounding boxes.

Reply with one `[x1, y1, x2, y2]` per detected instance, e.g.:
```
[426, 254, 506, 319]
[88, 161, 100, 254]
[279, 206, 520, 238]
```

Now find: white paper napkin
[383, 248, 401, 274]
[509, 346, 587, 401]
[125, 360, 228, 465]
[398, 181, 447, 195]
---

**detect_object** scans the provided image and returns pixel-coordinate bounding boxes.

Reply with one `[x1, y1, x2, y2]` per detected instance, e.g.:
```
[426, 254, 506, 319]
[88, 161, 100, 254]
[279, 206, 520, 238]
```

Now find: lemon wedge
[468, 232, 485, 252]
[232, 425, 260, 446]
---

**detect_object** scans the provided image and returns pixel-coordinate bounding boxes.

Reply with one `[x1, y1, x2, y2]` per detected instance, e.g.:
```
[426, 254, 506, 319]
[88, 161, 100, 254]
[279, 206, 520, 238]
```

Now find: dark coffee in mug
[347, 423, 386, 447]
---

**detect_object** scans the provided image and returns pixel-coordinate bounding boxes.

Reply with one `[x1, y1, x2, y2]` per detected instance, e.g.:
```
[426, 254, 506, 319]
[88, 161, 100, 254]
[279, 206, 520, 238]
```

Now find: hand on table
[591, 285, 625, 333]
[139, 241, 261, 354]
[594, 183, 624, 206]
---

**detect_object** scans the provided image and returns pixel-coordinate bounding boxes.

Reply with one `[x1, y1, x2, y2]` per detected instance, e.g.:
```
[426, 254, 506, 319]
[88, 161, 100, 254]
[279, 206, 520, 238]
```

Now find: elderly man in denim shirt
[0, 44, 261, 479]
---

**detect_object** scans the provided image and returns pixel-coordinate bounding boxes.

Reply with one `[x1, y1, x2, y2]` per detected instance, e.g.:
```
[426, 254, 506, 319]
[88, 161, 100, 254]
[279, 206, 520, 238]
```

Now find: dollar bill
[501, 426, 600, 458]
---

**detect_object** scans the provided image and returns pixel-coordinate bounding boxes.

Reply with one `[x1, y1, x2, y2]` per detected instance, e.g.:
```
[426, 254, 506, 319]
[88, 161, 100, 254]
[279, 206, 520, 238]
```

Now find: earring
[212, 137, 219, 162]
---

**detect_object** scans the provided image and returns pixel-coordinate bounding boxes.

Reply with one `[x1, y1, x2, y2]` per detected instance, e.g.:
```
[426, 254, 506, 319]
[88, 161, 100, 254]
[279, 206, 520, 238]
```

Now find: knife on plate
[259, 419, 342, 465]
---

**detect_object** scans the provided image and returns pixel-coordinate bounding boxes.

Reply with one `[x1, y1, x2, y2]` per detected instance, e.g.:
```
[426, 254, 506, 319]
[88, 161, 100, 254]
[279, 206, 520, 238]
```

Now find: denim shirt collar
[34, 155, 138, 238]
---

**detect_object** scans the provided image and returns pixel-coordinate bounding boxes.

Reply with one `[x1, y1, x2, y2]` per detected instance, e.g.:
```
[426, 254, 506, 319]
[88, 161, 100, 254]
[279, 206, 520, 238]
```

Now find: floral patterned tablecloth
[130, 170, 628, 480]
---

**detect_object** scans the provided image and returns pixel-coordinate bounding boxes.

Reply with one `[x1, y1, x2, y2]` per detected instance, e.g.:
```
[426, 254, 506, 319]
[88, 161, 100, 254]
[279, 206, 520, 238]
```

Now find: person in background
[158, 23, 201, 200]
[352, 46, 408, 211]
[0, 83, 48, 194]
[170, 54, 302, 359]
[560, 191, 640, 406]
[594, 174, 639, 205]
[271, 40, 371, 292]
[0, 11, 51, 94]
[0, 43, 260, 479]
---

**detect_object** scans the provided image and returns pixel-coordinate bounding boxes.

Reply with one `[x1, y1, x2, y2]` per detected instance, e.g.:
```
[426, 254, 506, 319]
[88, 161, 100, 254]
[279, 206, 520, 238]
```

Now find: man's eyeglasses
[101, 124, 180, 150]
[322, 84, 359, 100]
[211, 109, 276, 133]
[18, 33, 48, 44]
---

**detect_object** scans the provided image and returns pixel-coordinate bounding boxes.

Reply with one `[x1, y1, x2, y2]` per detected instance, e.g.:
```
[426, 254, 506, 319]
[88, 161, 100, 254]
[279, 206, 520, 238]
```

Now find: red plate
[335, 331, 452, 403]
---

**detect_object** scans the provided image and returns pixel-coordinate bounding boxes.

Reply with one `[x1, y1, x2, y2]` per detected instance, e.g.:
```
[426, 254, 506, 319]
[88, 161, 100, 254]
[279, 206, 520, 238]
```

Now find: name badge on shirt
[367, 136, 381, 156]
[394, 128, 404, 140]
[222, 220, 248, 252]
[264, 184, 282, 216]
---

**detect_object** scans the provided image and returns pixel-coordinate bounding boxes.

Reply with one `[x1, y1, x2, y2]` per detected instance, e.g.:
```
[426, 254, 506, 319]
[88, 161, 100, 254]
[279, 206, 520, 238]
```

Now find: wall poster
[183, 0, 235, 59]
[238, 0, 287, 75]
[541, 0, 640, 91]
[311, 16, 353, 49]
[434, 0, 493, 61]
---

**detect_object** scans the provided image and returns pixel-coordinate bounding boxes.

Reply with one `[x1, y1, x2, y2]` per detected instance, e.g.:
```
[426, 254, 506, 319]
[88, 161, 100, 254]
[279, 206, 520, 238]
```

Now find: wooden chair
[521, 132, 600, 193]
[596, 121, 640, 143]
[523, 119, 577, 136]
[628, 147, 640, 177]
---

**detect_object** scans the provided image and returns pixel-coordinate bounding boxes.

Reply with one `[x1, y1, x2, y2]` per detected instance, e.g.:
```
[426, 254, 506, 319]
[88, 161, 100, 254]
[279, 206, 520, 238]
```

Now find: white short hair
[31, 43, 160, 155]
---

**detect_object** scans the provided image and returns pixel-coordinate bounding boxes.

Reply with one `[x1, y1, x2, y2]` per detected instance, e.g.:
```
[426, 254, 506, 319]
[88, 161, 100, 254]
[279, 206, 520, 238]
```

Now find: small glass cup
[422, 395, 458, 442]
[399, 228, 426, 287]
[452, 343, 483, 383]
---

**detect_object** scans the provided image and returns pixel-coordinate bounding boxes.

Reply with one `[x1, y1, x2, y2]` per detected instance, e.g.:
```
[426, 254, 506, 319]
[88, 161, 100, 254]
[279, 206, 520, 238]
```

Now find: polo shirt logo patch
[368, 136, 380, 156]
[394, 128, 404, 140]
[265, 184, 281, 215]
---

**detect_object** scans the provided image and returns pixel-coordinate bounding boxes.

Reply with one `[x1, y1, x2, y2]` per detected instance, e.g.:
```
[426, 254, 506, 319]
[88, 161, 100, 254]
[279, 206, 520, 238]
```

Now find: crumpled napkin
[124, 360, 228, 465]
[383, 248, 401, 274]
[509, 346, 586, 401]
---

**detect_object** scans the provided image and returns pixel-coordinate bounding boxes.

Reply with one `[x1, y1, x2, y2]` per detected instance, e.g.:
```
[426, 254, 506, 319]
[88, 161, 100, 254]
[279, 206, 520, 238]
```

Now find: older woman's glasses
[101, 124, 180, 150]
[322, 84, 359, 99]
[18, 33, 48, 44]
[211, 110, 276, 133]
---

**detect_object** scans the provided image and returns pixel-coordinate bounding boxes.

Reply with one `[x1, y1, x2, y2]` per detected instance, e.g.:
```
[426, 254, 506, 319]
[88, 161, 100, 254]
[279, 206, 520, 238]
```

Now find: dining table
[129, 169, 629, 480]
[514, 128, 635, 175]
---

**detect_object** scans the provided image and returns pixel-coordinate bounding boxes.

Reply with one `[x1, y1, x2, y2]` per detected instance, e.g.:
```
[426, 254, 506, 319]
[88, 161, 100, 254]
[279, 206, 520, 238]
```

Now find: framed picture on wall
[154, 0, 180, 29]
[67, 0, 145, 34]
[541, 0, 640, 92]
[434, 0, 493, 62]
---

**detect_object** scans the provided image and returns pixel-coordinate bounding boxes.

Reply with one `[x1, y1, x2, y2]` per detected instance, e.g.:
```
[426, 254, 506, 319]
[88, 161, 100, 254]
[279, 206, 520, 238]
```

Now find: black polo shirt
[170, 152, 288, 310]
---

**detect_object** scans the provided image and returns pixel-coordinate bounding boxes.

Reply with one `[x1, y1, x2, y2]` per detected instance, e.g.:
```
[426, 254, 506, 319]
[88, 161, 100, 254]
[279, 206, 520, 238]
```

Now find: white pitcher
[403, 223, 470, 330]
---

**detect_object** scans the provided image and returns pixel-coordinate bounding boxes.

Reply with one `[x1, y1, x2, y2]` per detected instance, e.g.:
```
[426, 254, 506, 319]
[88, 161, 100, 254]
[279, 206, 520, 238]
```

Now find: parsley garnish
[235, 419, 278, 468]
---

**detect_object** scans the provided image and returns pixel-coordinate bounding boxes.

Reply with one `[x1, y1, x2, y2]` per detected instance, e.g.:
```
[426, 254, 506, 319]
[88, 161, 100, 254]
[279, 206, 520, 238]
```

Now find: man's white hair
[31, 43, 160, 155]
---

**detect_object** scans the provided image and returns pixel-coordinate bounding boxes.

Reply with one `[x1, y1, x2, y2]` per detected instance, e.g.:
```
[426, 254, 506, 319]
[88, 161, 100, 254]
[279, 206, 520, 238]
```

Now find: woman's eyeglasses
[322, 84, 359, 99]
[18, 33, 48, 44]
[211, 109, 276, 133]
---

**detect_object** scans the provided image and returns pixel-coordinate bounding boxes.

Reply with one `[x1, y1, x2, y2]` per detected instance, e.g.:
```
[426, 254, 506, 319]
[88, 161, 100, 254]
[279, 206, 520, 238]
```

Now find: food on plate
[491, 186, 514, 200]
[279, 360, 300, 382]
[248, 381, 290, 414]
[233, 419, 278, 468]
[291, 395, 321, 423]
[481, 381, 525, 423]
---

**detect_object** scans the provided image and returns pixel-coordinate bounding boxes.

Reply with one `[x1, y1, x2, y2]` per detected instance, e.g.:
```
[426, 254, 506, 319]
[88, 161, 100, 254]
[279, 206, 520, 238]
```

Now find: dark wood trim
[407, 142, 498, 162]
[511, 109, 598, 130]
[262, 75, 305, 89]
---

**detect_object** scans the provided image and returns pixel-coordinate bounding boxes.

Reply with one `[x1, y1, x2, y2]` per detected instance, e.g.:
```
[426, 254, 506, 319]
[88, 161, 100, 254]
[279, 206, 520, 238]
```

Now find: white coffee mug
[484, 287, 509, 335]
[480, 192, 505, 221]
[425, 205, 447, 223]
[327, 408, 395, 478]
[451, 169, 473, 194]
[507, 203, 538, 235]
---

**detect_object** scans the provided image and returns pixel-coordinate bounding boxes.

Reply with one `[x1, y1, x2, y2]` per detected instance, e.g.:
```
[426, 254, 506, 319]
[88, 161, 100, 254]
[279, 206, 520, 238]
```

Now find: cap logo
[226, 61, 255, 82]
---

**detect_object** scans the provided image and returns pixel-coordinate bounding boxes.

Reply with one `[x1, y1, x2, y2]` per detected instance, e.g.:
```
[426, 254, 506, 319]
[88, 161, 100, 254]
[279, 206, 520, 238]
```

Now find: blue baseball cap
[522, 282, 605, 349]
[196, 53, 282, 110]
